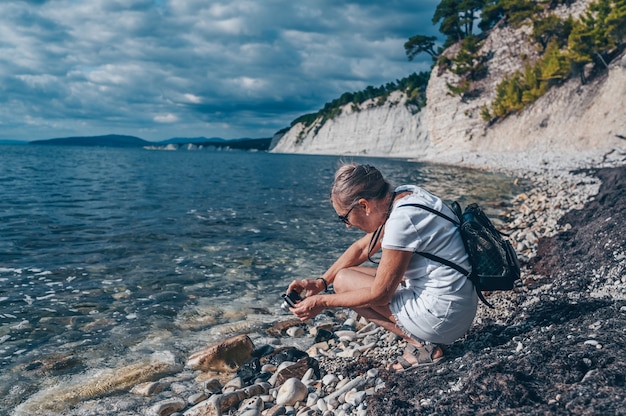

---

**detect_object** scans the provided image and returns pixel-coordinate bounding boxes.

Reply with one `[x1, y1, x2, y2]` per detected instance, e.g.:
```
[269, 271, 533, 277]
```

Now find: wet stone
[130, 381, 169, 396]
[187, 392, 208, 405]
[148, 397, 187, 416]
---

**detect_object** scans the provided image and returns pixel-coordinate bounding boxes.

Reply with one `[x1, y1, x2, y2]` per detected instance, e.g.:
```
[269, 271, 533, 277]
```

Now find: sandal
[389, 344, 443, 372]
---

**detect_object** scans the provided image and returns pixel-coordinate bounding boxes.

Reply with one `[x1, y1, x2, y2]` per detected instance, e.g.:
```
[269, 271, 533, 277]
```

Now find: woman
[287, 163, 478, 371]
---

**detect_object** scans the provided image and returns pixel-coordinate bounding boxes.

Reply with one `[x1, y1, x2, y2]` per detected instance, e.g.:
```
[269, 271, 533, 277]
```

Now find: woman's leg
[333, 266, 443, 369]
[332, 266, 410, 341]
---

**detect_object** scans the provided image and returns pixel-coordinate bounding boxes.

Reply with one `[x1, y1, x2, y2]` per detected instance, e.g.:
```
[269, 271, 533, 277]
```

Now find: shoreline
[416, 146, 625, 175]
[12, 156, 626, 415]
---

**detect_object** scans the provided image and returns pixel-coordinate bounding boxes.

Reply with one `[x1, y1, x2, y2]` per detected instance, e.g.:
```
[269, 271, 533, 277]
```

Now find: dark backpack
[398, 202, 521, 308]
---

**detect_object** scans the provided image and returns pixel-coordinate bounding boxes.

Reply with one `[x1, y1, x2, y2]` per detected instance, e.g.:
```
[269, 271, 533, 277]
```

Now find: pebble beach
[12, 147, 625, 416]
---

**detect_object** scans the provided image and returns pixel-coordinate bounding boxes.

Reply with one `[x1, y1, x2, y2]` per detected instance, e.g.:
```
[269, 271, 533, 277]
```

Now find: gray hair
[330, 163, 391, 207]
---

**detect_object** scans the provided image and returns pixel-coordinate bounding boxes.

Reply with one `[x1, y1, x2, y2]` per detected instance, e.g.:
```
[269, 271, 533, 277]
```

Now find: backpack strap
[416, 251, 470, 276]
[396, 203, 467, 274]
[396, 203, 495, 309]
[397, 203, 460, 226]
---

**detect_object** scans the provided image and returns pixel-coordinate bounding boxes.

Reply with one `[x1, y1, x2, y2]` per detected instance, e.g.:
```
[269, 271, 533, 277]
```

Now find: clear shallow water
[0, 145, 525, 411]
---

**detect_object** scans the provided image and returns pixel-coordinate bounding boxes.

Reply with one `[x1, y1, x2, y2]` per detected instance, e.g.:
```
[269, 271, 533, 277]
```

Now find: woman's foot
[388, 343, 444, 372]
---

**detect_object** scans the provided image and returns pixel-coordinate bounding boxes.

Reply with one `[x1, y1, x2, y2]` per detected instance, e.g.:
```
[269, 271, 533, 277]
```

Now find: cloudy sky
[0, 0, 440, 142]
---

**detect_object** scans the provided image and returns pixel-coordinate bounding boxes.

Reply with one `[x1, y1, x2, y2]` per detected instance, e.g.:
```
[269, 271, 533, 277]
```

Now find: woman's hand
[290, 295, 324, 321]
[287, 278, 325, 298]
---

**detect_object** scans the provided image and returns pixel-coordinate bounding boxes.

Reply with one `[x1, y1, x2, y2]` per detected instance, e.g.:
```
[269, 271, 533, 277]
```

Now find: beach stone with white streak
[275, 377, 308, 406]
[286, 326, 305, 337]
[274, 357, 317, 387]
[265, 404, 288, 416]
[183, 392, 238, 416]
[183, 383, 268, 416]
[222, 376, 243, 392]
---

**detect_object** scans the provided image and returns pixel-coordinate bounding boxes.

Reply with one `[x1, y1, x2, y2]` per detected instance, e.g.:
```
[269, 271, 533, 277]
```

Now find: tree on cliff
[404, 0, 488, 63]
[433, 0, 486, 45]
[478, 0, 540, 31]
[568, 0, 626, 78]
[404, 35, 440, 61]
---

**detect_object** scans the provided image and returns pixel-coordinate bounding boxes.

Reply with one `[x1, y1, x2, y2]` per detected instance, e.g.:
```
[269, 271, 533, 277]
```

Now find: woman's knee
[333, 267, 372, 293]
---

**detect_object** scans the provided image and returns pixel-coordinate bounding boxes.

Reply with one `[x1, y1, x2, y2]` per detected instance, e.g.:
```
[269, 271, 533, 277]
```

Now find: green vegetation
[568, 0, 626, 73]
[291, 72, 430, 130]
[480, 0, 541, 30]
[439, 34, 491, 97]
[488, 41, 570, 119]
[406, 0, 625, 122]
[531, 14, 573, 51]
[433, 0, 485, 46]
[483, 0, 625, 121]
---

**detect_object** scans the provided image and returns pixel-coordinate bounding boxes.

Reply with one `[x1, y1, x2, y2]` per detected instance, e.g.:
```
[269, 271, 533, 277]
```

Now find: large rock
[187, 334, 255, 373]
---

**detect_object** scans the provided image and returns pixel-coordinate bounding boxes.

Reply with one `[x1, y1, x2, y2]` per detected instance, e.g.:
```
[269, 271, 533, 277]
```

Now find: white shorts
[390, 277, 478, 345]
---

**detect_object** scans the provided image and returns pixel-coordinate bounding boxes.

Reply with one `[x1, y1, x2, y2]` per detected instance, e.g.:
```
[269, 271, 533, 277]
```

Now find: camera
[281, 290, 302, 312]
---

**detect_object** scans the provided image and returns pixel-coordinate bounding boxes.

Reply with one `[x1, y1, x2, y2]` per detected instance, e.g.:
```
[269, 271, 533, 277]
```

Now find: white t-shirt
[383, 185, 478, 344]
[382, 185, 470, 292]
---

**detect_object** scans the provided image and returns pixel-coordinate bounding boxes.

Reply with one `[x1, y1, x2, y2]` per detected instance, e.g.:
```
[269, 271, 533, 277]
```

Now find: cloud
[154, 113, 179, 123]
[0, 0, 440, 141]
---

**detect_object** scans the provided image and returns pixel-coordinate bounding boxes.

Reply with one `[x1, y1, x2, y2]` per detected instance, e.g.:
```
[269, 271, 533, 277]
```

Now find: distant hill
[30, 134, 150, 147]
[27, 134, 272, 151]
[0, 140, 27, 145]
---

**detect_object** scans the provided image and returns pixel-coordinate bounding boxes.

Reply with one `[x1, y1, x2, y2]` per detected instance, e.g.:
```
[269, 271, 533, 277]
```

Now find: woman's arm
[290, 248, 413, 320]
[287, 232, 374, 296]
[322, 248, 412, 308]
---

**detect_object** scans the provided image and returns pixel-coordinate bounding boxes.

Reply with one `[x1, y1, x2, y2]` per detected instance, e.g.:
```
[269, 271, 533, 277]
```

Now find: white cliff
[271, 91, 431, 158]
[271, 0, 625, 171]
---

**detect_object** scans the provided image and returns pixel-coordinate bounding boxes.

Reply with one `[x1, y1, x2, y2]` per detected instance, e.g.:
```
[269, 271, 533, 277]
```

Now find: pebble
[187, 392, 207, 405]
[276, 377, 308, 406]
[322, 374, 339, 386]
[287, 326, 305, 337]
[148, 397, 187, 416]
[584, 339, 603, 349]
[131, 381, 169, 397]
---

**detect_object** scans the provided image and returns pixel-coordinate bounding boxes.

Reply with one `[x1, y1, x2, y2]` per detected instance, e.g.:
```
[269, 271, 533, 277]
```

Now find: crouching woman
[286, 163, 478, 371]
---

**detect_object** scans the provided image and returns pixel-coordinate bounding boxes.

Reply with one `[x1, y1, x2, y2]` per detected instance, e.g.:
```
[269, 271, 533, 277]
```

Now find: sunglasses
[337, 203, 358, 225]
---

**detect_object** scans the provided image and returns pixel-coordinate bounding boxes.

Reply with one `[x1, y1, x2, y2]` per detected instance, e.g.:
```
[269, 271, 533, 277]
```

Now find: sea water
[0, 144, 524, 411]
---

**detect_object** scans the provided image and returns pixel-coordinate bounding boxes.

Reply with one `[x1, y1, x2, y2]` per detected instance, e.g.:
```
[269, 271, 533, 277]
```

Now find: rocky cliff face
[271, 0, 625, 170]
[270, 91, 431, 158]
[424, 0, 625, 168]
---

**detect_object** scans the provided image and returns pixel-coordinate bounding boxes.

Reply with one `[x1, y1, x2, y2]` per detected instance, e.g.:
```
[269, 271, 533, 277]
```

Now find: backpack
[398, 202, 521, 308]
